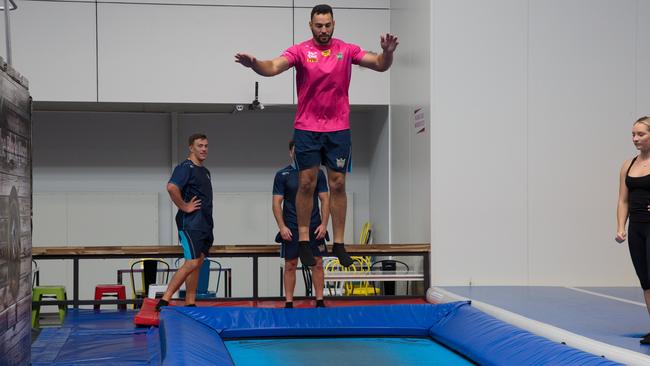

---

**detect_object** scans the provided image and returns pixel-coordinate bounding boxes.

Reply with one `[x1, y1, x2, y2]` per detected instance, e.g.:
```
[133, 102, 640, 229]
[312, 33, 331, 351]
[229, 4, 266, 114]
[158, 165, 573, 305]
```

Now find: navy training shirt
[169, 159, 213, 232]
[273, 165, 328, 229]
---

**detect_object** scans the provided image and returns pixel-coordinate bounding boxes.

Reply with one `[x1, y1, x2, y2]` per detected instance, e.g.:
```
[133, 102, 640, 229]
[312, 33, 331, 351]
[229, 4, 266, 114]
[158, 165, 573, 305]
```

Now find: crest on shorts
[318, 244, 325, 251]
[336, 158, 346, 168]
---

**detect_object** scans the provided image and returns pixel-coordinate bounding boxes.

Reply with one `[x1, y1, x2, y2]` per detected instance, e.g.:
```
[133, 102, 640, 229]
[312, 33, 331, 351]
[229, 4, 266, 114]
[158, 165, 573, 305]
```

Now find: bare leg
[284, 258, 298, 302]
[184, 255, 205, 305]
[297, 167, 319, 241]
[161, 256, 203, 303]
[296, 167, 319, 266]
[312, 257, 324, 300]
[327, 169, 346, 243]
[327, 168, 353, 267]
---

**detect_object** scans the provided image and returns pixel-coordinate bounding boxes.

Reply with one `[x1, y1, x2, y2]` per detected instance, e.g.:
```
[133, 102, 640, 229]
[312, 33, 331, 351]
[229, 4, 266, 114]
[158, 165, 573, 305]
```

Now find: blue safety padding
[31, 309, 160, 366]
[159, 308, 233, 366]
[429, 304, 622, 366]
[158, 302, 622, 366]
[32, 327, 159, 366]
[167, 303, 462, 338]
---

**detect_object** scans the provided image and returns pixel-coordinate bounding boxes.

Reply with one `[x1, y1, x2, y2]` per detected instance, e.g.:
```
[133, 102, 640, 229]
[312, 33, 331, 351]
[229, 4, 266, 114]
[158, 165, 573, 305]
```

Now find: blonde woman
[616, 116, 650, 344]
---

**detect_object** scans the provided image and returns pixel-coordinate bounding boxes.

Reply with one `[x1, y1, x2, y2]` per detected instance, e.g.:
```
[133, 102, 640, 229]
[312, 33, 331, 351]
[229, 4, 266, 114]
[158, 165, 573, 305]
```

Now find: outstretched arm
[235, 53, 291, 77]
[358, 33, 399, 72]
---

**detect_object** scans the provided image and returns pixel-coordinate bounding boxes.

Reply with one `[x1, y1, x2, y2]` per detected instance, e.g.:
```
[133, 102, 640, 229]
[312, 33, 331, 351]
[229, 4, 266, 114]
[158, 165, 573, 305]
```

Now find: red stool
[94, 284, 127, 310]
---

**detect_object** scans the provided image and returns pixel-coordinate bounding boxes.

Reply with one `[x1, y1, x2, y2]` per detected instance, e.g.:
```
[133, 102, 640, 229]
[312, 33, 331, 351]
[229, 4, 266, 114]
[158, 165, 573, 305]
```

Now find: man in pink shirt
[235, 4, 398, 270]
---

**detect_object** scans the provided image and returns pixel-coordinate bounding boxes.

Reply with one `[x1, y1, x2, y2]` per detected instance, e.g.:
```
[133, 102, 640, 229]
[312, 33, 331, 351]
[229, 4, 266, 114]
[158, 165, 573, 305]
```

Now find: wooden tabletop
[33, 244, 430, 258]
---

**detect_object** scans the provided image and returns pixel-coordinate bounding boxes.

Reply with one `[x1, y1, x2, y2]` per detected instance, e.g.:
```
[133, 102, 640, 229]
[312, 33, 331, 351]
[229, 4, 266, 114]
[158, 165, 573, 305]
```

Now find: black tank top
[626, 156, 650, 222]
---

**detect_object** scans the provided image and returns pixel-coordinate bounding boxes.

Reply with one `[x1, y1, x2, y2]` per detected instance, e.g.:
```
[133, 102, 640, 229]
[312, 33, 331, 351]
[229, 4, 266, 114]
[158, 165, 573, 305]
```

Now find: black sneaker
[642, 334, 650, 345]
[299, 242, 316, 267]
[155, 299, 169, 312]
[332, 243, 354, 267]
[316, 299, 326, 308]
[185, 304, 196, 307]
[285, 301, 293, 309]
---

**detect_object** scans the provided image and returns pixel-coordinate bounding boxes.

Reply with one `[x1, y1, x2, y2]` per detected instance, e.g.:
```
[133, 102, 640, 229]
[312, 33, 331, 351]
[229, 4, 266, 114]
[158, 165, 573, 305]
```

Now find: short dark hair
[188, 133, 207, 146]
[288, 140, 295, 151]
[311, 4, 333, 19]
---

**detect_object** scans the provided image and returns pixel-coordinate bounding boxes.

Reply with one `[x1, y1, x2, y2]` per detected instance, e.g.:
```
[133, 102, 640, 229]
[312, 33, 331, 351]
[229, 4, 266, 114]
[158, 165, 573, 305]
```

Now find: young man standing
[156, 134, 213, 311]
[273, 140, 329, 308]
[236, 4, 398, 267]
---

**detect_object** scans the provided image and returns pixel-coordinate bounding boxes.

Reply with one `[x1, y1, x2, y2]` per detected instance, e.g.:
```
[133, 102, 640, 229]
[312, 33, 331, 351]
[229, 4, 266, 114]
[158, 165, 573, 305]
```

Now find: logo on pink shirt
[307, 51, 318, 63]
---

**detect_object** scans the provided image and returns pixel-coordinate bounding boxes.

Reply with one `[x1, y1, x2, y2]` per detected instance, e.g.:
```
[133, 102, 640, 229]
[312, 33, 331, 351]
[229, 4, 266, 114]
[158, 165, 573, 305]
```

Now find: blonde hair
[634, 116, 650, 130]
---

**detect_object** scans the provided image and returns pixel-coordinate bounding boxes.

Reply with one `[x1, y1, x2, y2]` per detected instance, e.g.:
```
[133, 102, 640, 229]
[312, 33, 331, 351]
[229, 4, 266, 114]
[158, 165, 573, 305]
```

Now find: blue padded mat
[31, 309, 160, 366]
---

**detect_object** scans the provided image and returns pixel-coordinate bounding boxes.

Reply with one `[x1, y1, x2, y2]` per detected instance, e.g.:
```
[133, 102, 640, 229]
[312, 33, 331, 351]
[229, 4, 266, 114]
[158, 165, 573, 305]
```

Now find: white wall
[431, 0, 528, 285]
[368, 106, 390, 242]
[0, 1, 97, 101]
[526, 0, 639, 285]
[1, 0, 389, 104]
[31, 108, 387, 299]
[420, 0, 650, 286]
[390, 0, 431, 245]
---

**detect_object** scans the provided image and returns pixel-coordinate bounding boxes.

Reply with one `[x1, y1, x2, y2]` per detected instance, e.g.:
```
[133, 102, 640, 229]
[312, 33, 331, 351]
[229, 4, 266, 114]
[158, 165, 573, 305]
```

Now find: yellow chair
[357, 222, 374, 280]
[325, 258, 358, 296]
[344, 256, 380, 296]
[129, 258, 170, 308]
[359, 222, 372, 245]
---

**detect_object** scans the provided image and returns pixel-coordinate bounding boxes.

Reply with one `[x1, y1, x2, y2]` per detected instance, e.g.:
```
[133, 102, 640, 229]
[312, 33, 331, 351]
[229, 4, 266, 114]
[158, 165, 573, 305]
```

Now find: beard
[312, 30, 333, 45]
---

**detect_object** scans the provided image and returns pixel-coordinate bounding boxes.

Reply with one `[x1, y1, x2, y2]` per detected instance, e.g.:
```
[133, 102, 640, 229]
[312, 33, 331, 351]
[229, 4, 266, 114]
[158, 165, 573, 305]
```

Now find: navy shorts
[178, 230, 213, 260]
[276, 228, 329, 260]
[293, 129, 352, 173]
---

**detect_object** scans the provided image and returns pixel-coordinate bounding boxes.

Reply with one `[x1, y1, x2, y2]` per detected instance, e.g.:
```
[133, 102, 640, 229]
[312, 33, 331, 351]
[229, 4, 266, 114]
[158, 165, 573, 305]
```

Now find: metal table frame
[32, 244, 430, 308]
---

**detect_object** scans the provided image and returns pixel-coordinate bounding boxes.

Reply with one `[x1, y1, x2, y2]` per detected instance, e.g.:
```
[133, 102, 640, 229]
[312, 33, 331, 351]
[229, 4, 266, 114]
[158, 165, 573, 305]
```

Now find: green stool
[32, 285, 67, 328]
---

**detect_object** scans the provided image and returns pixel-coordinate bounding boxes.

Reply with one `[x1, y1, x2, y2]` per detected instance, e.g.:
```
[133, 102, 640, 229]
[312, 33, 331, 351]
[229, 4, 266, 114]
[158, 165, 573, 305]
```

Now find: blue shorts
[293, 129, 352, 173]
[276, 228, 329, 260]
[179, 230, 213, 260]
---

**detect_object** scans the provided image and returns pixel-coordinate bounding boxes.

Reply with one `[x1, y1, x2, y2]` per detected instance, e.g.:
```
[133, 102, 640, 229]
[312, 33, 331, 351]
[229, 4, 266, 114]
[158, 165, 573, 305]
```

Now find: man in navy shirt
[156, 133, 213, 311]
[273, 140, 329, 308]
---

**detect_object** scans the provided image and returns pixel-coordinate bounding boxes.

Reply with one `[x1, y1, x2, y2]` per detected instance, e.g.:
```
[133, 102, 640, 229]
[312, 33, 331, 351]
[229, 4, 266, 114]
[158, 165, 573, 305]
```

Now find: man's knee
[313, 258, 323, 272]
[285, 259, 298, 273]
[298, 170, 318, 193]
[184, 257, 203, 271]
[328, 174, 346, 193]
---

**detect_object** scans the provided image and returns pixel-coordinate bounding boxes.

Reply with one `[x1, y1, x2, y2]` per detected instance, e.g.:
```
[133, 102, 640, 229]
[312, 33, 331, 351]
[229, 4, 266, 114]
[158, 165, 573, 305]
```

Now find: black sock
[285, 301, 293, 309]
[332, 242, 353, 267]
[316, 299, 325, 308]
[298, 241, 316, 266]
[155, 299, 169, 312]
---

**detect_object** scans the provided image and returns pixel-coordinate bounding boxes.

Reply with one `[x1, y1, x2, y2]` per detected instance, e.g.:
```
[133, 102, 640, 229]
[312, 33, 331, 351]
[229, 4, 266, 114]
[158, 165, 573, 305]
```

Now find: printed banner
[0, 67, 32, 366]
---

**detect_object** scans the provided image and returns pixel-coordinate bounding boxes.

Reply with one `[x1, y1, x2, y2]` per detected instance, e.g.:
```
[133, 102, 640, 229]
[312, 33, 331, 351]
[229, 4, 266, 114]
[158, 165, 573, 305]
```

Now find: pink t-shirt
[282, 38, 365, 132]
